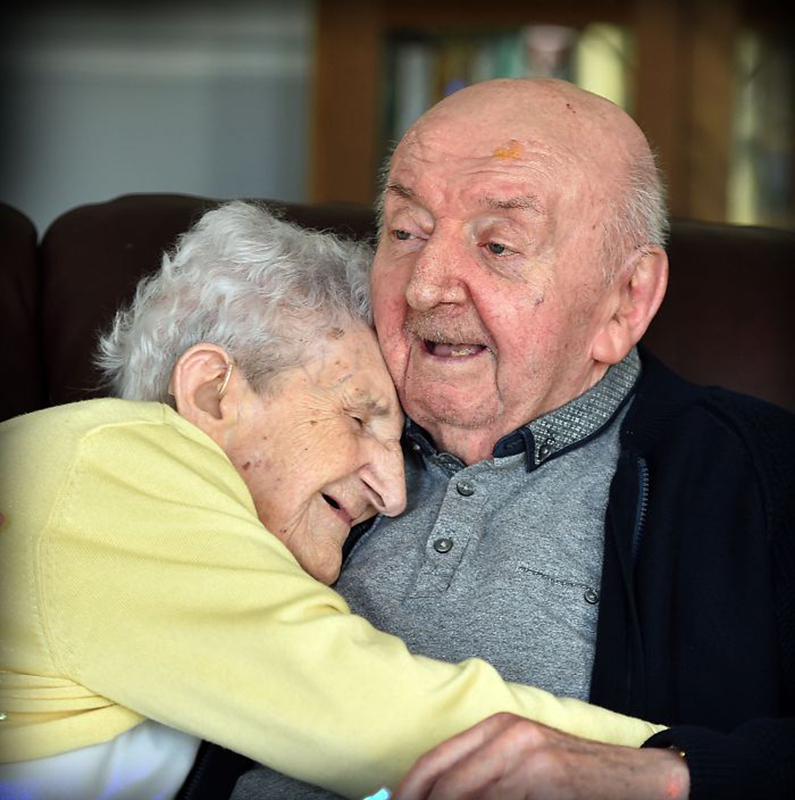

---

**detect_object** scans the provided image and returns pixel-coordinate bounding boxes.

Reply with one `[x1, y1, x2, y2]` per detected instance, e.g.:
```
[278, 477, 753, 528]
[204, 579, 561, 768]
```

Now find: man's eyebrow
[481, 195, 544, 214]
[384, 181, 419, 202]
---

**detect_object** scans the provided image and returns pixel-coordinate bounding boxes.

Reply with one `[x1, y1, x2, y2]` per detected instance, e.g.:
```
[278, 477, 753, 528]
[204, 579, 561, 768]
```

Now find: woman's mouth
[322, 493, 352, 526]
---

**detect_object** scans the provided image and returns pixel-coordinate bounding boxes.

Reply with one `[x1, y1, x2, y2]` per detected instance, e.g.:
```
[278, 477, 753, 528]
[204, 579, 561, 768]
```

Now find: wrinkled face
[372, 82, 627, 463]
[225, 322, 406, 584]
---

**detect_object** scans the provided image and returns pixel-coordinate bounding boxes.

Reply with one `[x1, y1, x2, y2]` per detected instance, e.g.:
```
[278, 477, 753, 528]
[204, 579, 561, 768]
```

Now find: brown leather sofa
[1, 192, 794, 426]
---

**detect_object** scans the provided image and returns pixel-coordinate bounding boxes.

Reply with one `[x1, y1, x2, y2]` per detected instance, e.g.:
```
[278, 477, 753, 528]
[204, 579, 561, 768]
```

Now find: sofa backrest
[1, 201, 43, 421]
[36, 194, 374, 411]
[1, 193, 793, 424]
[643, 219, 795, 412]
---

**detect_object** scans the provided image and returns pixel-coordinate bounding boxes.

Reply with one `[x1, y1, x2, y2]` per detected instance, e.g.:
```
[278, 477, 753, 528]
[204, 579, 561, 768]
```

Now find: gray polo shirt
[336, 347, 639, 699]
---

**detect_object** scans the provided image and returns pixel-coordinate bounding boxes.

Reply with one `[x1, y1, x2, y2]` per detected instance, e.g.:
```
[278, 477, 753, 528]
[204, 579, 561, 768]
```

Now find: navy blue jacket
[591, 347, 795, 799]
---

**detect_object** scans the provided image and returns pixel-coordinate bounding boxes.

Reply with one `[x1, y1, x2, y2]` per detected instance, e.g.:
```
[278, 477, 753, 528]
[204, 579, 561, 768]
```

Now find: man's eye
[350, 415, 364, 428]
[486, 241, 508, 255]
[393, 229, 412, 241]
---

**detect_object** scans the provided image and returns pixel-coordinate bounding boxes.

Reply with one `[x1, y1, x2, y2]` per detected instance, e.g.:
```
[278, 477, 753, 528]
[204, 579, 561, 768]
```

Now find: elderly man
[232, 78, 794, 799]
[336, 78, 795, 799]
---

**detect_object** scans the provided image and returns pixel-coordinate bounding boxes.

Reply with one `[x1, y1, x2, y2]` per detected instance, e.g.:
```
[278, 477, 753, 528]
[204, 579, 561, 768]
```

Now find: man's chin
[404, 390, 500, 434]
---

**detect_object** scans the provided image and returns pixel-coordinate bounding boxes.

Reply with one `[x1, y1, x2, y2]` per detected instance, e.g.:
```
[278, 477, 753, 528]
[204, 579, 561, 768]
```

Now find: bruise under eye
[344, 392, 391, 420]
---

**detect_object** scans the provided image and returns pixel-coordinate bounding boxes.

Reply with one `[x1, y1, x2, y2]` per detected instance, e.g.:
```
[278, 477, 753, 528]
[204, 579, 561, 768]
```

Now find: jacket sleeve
[39, 418, 665, 799]
[643, 718, 795, 800]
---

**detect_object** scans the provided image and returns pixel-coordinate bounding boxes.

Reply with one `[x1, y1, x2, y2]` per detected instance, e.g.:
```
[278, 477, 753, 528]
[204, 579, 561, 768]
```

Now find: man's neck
[428, 427, 503, 466]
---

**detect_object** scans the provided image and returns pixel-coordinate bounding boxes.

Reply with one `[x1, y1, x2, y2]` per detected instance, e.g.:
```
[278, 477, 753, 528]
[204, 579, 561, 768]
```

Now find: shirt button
[538, 436, 556, 461]
[437, 454, 462, 471]
[411, 441, 421, 452]
[584, 588, 600, 604]
[456, 481, 474, 497]
[433, 538, 454, 553]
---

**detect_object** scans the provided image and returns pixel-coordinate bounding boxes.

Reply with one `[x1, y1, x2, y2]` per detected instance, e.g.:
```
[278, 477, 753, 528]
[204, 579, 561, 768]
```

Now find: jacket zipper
[631, 456, 650, 567]
[175, 741, 213, 800]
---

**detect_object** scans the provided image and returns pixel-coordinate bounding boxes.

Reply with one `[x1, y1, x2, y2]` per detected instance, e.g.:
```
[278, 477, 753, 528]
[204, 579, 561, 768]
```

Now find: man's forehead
[391, 83, 633, 196]
[387, 115, 616, 221]
[392, 120, 577, 182]
[399, 97, 570, 157]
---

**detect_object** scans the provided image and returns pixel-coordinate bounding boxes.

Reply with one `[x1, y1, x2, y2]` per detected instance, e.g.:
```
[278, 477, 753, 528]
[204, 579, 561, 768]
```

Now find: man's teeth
[429, 342, 485, 357]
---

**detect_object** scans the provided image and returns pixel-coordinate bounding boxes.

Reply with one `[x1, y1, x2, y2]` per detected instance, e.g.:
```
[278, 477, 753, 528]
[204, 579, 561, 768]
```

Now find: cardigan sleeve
[644, 718, 795, 800]
[37, 414, 665, 799]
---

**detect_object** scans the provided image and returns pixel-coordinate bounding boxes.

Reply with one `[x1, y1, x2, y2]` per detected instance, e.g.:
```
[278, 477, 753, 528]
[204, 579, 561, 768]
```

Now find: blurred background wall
[1, 0, 792, 236]
[1, 0, 314, 235]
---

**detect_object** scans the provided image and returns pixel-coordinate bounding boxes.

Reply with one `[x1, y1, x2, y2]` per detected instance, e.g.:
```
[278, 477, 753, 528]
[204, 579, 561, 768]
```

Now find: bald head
[400, 78, 647, 185]
[430, 78, 640, 125]
[386, 78, 666, 276]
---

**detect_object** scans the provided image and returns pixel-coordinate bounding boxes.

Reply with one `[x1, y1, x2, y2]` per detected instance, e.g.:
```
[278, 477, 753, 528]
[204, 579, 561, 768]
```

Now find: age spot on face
[492, 139, 524, 159]
[327, 327, 345, 340]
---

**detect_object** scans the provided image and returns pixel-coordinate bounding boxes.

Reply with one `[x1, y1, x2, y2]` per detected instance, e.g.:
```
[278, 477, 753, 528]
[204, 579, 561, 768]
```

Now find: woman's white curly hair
[96, 201, 374, 403]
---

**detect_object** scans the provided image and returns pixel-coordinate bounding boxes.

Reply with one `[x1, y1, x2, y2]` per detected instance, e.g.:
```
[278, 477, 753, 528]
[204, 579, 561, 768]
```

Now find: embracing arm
[33, 418, 664, 798]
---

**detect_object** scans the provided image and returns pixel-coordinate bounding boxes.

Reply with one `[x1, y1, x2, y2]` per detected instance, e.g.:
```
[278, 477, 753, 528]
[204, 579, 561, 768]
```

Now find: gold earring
[218, 362, 234, 398]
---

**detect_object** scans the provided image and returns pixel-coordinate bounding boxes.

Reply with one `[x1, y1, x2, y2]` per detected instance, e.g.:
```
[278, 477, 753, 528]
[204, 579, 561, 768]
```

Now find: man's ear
[169, 344, 237, 432]
[592, 246, 669, 365]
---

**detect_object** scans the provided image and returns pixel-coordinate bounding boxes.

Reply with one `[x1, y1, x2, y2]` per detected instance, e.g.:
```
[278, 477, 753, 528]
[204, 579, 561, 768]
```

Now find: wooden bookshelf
[311, 0, 790, 225]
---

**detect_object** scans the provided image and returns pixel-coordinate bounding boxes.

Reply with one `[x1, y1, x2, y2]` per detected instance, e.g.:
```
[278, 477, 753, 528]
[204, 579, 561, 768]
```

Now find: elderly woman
[0, 202, 664, 800]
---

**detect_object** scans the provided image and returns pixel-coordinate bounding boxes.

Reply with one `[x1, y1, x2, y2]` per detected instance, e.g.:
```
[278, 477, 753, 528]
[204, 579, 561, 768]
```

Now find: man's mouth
[423, 340, 488, 358]
[322, 493, 353, 526]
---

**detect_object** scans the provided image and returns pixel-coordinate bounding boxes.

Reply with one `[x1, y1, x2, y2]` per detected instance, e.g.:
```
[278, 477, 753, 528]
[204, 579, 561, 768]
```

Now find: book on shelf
[381, 23, 632, 154]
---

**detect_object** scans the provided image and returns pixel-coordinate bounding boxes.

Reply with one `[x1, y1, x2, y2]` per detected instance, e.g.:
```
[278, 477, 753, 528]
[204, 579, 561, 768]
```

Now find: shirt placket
[410, 459, 489, 597]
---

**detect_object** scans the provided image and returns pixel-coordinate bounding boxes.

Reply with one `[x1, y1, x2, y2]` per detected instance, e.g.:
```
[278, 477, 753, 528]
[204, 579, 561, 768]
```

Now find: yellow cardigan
[0, 399, 664, 798]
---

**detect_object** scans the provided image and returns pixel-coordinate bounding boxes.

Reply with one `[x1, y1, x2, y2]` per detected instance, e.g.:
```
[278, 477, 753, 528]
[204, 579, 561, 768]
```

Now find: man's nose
[360, 440, 407, 517]
[405, 234, 468, 312]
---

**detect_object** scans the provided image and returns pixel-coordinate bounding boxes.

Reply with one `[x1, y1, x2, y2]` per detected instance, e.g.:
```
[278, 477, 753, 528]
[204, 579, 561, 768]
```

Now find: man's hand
[392, 712, 690, 800]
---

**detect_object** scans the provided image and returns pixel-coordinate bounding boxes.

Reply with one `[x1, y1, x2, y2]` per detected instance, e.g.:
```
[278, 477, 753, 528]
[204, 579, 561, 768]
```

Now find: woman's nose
[360, 440, 407, 517]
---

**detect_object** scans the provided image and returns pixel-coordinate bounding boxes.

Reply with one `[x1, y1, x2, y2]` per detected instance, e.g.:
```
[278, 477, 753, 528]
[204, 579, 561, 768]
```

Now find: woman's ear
[591, 246, 669, 365]
[169, 344, 237, 431]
